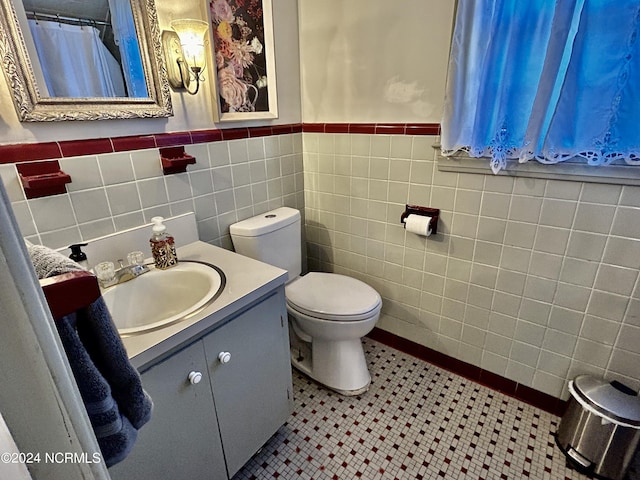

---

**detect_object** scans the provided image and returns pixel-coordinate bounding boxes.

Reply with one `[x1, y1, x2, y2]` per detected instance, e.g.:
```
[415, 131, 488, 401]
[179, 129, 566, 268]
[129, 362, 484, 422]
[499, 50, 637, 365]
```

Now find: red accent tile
[478, 370, 517, 396]
[59, 138, 113, 157]
[325, 123, 350, 134]
[2, 122, 444, 166]
[0, 142, 62, 164]
[249, 126, 274, 137]
[349, 123, 376, 134]
[302, 123, 325, 133]
[190, 129, 223, 144]
[515, 384, 567, 417]
[272, 124, 294, 135]
[111, 135, 156, 152]
[375, 124, 406, 135]
[448, 358, 482, 382]
[221, 128, 250, 140]
[154, 132, 193, 147]
[405, 123, 441, 135]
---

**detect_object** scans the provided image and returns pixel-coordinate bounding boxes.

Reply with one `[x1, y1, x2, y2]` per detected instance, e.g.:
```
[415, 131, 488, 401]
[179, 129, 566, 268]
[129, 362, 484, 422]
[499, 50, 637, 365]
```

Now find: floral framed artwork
[208, 0, 278, 121]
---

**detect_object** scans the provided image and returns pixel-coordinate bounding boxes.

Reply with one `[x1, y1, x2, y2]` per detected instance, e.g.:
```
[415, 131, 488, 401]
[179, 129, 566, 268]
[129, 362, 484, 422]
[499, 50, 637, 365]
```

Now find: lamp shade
[170, 19, 209, 71]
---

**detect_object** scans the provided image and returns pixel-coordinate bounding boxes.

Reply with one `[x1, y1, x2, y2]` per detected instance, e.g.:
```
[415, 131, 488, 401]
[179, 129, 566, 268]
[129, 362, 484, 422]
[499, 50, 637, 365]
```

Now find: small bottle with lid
[69, 243, 89, 269]
[150, 216, 178, 269]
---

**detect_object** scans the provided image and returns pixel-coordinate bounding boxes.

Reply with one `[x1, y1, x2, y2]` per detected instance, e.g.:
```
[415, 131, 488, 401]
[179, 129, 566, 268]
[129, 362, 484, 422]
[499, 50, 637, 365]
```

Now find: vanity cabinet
[109, 340, 227, 480]
[204, 290, 292, 476]
[109, 288, 292, 480]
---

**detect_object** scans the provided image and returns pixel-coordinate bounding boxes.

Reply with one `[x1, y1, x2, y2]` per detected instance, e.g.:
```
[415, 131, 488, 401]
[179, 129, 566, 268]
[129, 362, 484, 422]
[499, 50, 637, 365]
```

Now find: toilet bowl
[229, 207, 382, 395]
[286, 272, 381, 395]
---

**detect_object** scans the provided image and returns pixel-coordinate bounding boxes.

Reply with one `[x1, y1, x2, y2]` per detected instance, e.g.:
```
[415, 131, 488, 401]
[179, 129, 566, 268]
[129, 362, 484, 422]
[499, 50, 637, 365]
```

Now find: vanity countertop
[121, 240, 287, 370]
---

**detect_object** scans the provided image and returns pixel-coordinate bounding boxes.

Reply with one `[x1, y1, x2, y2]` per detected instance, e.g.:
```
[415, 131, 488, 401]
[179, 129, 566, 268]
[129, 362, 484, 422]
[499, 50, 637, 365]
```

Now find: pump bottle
[150, 217, 178, 269]
[69, 243, 89, 269]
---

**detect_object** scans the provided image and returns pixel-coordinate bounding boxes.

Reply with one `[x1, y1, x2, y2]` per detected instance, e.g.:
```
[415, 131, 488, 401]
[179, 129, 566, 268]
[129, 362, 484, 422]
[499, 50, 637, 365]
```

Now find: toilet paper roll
[404, 214, 432, 237]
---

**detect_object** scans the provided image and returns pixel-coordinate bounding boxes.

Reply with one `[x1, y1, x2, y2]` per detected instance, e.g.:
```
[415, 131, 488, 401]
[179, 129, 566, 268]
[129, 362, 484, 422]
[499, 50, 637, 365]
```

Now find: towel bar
[40, 271, 101, 320]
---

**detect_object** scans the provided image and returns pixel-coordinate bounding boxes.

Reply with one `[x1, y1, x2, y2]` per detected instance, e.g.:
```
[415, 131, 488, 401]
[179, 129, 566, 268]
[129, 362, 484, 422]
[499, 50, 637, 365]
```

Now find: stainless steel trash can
[556, 375, 640, 480]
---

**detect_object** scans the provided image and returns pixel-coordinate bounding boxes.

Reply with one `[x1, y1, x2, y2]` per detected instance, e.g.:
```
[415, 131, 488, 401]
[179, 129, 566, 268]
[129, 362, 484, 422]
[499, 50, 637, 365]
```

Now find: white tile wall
[9, 134, 304, 253]
[303, 132, 640, 400]
[8, 130, 639, 401]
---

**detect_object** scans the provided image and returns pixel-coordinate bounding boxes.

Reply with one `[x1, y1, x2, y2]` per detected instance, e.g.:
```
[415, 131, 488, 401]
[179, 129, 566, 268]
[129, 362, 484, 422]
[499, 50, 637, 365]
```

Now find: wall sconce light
[162, 19, 209, 95]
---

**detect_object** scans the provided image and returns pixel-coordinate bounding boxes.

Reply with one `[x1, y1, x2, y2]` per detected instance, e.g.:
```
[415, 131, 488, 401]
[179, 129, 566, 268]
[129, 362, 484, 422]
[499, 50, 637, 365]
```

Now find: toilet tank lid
[230, 207, 300, 237]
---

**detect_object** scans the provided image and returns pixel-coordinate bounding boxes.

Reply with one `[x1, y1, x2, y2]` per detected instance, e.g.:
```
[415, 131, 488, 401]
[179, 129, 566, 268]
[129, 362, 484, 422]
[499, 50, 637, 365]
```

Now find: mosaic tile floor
[233, 338, 589, 480]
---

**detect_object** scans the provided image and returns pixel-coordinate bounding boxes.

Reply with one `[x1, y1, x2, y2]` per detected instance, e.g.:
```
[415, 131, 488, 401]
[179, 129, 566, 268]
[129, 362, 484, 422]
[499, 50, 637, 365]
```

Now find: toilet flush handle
[218, 352, 231, 364]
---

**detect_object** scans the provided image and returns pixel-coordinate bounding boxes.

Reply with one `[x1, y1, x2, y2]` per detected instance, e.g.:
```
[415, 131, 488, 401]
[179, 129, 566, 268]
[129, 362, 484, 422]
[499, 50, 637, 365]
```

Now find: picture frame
[208, 0, 278, 122]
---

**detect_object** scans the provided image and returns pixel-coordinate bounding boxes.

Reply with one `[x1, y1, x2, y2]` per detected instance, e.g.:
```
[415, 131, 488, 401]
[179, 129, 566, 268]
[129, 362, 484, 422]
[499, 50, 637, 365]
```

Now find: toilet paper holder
[400, 204, 439, 235]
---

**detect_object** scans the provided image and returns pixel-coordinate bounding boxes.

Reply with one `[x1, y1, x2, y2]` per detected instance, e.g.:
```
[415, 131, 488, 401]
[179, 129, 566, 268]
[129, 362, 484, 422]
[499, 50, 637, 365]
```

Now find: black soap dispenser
[69, 243, 89, 269]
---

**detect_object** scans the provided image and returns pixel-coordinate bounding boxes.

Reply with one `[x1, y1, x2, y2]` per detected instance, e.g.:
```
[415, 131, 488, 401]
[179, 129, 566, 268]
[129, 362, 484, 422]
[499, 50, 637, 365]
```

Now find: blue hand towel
[27, 243, 153, 466]
[56, 312, 140, 467]
[74, 298, 153, 430]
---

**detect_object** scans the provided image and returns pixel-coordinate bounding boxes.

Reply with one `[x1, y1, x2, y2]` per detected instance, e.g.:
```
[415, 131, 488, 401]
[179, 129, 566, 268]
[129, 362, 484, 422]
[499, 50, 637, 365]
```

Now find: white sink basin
[102, 261, 225, 335]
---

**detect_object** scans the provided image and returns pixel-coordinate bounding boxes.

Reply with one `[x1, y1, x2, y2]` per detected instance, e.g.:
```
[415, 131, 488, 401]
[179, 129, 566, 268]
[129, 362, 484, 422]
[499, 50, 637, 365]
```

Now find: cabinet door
[109, 341, 227, 480]
[204, 290, 292, 477]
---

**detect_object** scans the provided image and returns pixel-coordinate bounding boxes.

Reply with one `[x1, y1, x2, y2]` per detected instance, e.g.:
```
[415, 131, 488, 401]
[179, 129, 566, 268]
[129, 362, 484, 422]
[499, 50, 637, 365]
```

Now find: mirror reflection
[0, 0, 172, 121]
[22, 0, 148, 98]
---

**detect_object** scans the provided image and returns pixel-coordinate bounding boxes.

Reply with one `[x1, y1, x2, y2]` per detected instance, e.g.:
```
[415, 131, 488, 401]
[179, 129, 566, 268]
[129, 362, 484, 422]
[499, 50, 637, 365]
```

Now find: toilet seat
[286, 272, 382, 322]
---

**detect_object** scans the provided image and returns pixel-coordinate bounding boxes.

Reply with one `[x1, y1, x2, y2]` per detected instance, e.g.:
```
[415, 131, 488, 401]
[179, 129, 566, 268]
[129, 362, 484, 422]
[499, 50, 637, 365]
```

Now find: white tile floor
[233, 338, 592, 480]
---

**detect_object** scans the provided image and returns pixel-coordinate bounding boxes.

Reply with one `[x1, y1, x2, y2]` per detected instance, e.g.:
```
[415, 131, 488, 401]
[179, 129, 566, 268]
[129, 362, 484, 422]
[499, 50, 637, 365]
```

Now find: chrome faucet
[95, 251, 150, 288]
[114, 259, 150, 284]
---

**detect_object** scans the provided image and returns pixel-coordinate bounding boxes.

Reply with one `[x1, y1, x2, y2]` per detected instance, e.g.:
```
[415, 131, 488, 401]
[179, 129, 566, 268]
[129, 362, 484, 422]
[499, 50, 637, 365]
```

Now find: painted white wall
[0, 0, 302, 145]
[298, 0, 455, 123]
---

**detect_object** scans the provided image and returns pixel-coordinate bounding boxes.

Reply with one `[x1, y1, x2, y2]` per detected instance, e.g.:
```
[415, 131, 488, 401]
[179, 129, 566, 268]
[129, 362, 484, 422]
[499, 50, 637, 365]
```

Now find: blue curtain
[441, 0, 640, 173]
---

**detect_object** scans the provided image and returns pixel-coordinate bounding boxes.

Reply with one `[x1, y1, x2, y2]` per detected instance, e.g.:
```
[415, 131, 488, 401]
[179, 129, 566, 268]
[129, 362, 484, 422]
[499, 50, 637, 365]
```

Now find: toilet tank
[229, 207, 301, 281]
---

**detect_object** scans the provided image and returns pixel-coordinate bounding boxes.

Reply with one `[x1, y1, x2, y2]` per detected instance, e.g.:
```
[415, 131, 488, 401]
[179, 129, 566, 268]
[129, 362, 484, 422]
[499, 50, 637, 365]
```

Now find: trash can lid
[571, 375, 640, 427]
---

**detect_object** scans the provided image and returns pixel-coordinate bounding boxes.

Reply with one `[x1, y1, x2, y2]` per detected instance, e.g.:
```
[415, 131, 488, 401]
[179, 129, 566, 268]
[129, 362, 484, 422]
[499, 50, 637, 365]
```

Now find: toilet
[230, 207, 382, 395]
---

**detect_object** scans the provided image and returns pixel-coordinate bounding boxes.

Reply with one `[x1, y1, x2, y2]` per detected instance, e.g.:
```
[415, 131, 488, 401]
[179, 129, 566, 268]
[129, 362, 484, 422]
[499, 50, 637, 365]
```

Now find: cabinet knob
[188, 371, 203, 384]
[218, 352, 231, 364]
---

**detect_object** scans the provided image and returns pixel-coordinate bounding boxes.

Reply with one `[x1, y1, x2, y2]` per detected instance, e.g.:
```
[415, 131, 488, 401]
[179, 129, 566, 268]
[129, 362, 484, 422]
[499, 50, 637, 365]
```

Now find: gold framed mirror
[0, 0, 172, 121]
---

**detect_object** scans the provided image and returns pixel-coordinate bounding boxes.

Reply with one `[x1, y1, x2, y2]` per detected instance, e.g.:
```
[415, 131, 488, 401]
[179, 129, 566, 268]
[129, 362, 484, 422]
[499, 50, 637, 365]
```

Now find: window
[440, 0, 640, 177]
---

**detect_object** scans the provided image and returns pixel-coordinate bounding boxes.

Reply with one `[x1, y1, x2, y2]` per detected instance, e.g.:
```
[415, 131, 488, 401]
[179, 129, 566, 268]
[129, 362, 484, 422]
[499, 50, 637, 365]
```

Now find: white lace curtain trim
[442, 146, 640, 175]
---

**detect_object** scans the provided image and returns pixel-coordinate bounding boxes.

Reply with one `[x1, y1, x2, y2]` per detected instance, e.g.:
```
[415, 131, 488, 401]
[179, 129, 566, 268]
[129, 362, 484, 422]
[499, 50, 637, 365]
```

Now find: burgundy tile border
[406, 124, 441, 135]
[272, 124, 296, 135]
[325, 123, 350, 133]
[302, 123, 324, 133]
[0, 122, 440, 164]
[112, 135, 157, 152]
[367, 327, 568, 416]
[349, 123, 377, 134]
[299, 123, 440, 135]
[221, 127, 250, 140]
[190, 129, 223, 144]
[249, 126, 274, 138]
[477, 369, 518, 396]
[375, 124, 406, 135]
[154, 132, 193, 148]
[59, 138, 114, 157]
[0, 142, 62, 164]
